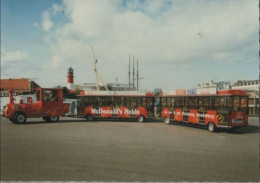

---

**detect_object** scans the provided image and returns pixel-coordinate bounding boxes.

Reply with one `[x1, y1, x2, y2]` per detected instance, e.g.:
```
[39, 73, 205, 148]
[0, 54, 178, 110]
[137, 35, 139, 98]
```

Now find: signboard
[197, 88, 217, 95]
[162, 89, 186, 96]
[186, 89, 197, 95]
[162, 90, 176, 96]
[175, 89, 186, 95]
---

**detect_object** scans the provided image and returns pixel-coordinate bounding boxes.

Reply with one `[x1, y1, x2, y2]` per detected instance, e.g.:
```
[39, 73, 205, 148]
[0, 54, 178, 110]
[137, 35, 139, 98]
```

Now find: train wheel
[49, 116, 60, 122]
[86, 115, 94, 121]
[42, 116, 49, 122]
[14, 113, 26, 124]
[163, 117, 170, 124]
[208, 122, 215, 132]
[137, 115, 144, 122]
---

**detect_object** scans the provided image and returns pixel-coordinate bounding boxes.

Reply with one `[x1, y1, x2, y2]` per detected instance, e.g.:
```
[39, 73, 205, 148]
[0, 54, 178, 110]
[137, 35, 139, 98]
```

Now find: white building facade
[197, 80, 231, 91]
[232, 80, 259, 91]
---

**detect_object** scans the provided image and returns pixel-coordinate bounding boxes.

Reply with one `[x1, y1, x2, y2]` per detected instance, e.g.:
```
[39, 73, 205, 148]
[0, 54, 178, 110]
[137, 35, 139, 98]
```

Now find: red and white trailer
[160, 89, 249, 132]
[77, 90, 155, 122]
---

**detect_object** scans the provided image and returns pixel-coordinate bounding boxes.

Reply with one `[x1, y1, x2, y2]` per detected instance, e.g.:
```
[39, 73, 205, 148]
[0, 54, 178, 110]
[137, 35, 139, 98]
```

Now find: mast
[91, 46, 100, 91]
[137, 59, 139, 91]
[129, 55, 131, 90]
[133, 56, 135, 91]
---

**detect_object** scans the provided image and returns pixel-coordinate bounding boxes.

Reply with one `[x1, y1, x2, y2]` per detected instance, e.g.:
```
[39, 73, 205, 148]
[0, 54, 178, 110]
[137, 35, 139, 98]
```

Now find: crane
[91, 46, 109, 91]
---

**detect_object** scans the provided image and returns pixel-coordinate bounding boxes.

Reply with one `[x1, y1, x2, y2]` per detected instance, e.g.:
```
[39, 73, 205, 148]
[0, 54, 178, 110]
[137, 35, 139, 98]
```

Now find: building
[197, 79, 259, 116]
[0, 78, 40, 114]
[197, 80, 231, 90]
[232, 80, 259, 91]
[81, 82, 133, 91]
[245, 90, 259, 116]
[231, 80, 259, 115]
[0, 78, 40, 93]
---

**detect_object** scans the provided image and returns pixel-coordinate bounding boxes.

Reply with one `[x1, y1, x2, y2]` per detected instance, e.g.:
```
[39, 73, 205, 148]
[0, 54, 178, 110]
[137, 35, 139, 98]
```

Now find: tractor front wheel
[14, 113, 26, 124]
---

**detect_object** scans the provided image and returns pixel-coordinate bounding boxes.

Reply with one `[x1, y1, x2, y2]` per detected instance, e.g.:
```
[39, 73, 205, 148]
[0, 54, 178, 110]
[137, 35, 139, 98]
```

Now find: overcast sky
[1, 0, 258, 91]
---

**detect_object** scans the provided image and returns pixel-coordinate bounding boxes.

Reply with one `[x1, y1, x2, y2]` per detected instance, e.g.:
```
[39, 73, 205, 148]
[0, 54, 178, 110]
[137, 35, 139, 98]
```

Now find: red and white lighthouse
[67, 67, 74, 89]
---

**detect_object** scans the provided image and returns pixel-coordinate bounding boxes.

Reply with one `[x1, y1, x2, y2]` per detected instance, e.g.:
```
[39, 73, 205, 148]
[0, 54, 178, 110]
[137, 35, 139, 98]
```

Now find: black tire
[208, 122, 216, 132]
[14, 113, 26, 124]
[227, 127, 237, 133]
[86, 114, 94, 121]
[42, 116, 50, 122]
[49, 116, 60, 122]
[163, 117, 170, 124]
[137, 115, 144, 122]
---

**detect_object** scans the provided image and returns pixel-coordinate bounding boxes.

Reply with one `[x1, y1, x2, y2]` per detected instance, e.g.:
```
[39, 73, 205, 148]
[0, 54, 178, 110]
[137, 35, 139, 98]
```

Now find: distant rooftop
[0, 78, 40, 93]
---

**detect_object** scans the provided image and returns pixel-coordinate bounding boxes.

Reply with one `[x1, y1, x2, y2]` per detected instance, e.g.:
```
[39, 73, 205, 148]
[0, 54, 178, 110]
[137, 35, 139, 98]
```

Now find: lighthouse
[67, 67, 74, 89]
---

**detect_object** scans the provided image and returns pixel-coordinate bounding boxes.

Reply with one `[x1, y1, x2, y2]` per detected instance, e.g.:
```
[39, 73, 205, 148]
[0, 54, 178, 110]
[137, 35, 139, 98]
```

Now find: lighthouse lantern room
[67, 67, 74, 89]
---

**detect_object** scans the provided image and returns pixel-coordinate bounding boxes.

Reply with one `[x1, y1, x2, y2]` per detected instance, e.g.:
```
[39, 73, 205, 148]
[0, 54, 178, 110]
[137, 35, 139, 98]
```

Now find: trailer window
[99, 97, 106, 107]
[137, 97, 142, 107]
[184, 97, 189, 107]
[219, 97, 227, 109]
[240, 97, 247, 107]
[142, 97, 147, 107]
[114, 97, 121, 107]
[189, 98, 194, 108]
[175, 98, 181, 108]
[169, 98, 174, 107]
[194, 97, 199, 109]
[106, 97, 113, 106]
[240, 97, 248, 112]
[161, 98, 167, 107]
[83, 97, 88, 106]
[126, 97, 131, 107]
[201, 97, 209, 108]
[121, 97, 125, 106]
[213, 97, 219, 109]
[233, 97, 240, 111]
[147, 98, 153, 107]
[131, 97, 137, 108]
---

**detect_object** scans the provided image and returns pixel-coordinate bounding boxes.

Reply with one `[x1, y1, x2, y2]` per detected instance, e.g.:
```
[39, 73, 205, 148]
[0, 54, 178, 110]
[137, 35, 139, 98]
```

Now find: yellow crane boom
[91, 46, 109, 91]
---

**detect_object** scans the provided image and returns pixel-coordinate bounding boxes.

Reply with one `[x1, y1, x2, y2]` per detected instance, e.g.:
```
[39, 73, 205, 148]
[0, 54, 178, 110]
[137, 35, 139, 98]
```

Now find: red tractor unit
[3, 88, 70, 123]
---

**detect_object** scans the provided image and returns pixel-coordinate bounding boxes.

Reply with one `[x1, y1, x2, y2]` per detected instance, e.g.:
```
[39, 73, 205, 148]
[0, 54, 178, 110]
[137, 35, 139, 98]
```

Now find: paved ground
[1, 116, 259, 182]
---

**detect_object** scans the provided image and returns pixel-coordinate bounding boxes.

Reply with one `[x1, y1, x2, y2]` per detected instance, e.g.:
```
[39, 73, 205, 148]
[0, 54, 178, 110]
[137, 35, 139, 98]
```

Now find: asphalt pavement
[1, 116, 259, 181]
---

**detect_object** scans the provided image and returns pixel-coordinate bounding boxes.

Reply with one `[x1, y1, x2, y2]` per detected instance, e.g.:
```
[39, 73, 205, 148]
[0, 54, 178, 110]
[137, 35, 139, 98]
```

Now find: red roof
[0, 78, 40, 92]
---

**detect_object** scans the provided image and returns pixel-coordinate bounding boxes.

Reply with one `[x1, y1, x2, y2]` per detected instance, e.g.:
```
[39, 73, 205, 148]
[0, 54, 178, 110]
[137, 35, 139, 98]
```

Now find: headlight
[3, 106, 8, 115]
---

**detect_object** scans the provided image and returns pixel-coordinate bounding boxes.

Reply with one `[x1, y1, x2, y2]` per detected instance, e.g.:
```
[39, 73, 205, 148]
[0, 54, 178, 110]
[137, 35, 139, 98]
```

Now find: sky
[1, 0, 259, 91]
